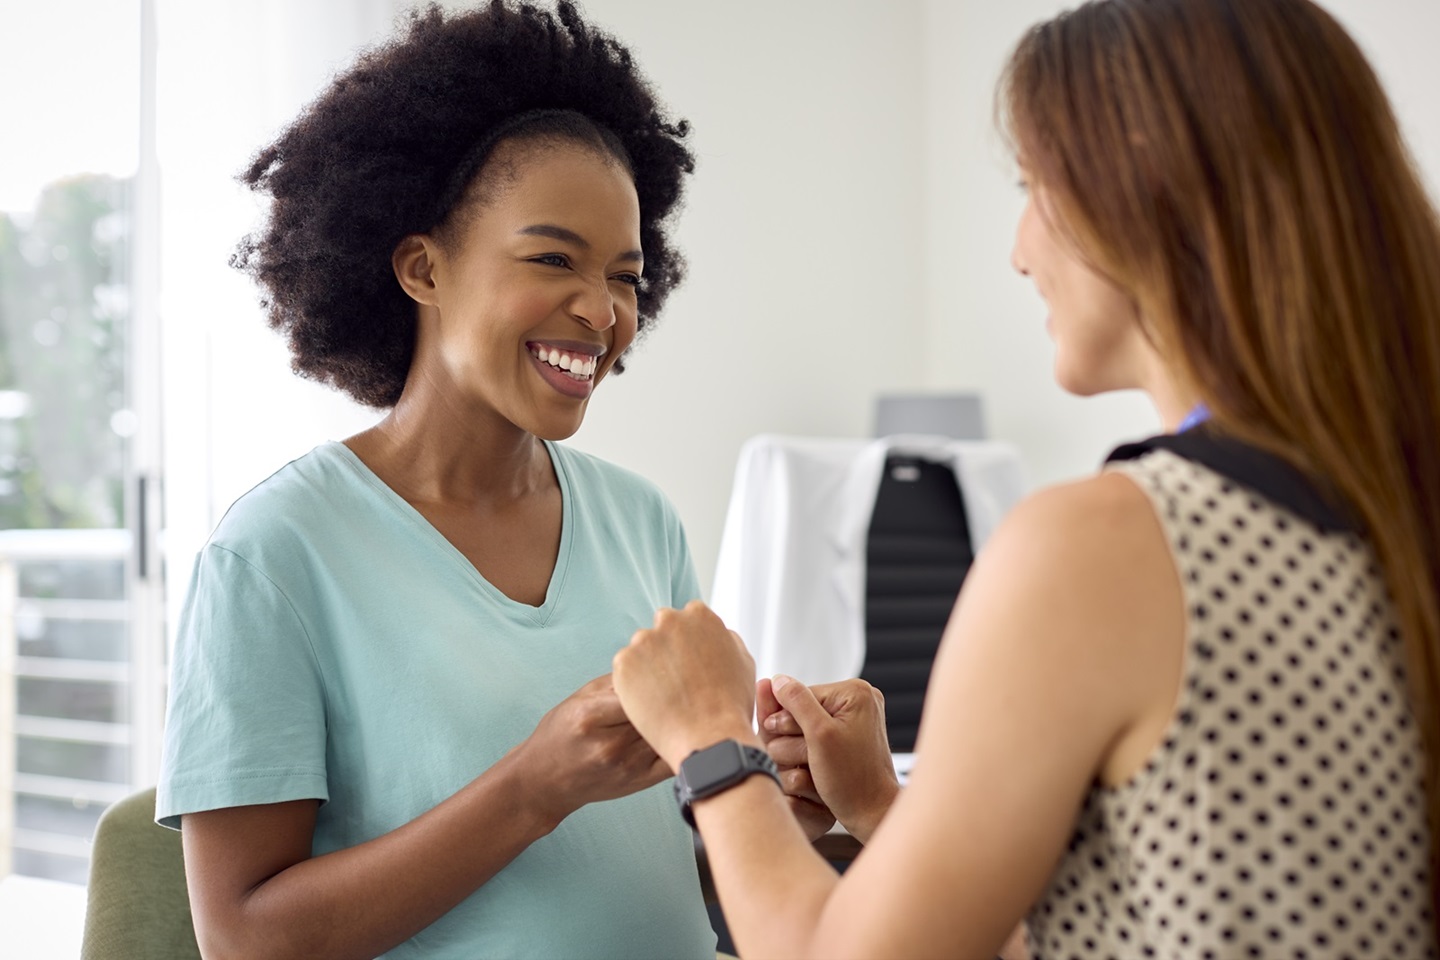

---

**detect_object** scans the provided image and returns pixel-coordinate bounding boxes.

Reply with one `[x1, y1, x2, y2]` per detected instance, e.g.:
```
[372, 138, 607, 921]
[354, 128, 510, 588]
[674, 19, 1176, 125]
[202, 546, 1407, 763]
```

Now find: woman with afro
[155, 3, 714, 957]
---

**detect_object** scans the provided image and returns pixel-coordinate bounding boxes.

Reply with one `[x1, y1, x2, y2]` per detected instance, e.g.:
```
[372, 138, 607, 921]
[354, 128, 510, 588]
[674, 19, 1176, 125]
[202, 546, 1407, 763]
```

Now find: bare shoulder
[975, 469, 1173, 599]
[936, 468, 1184, 750]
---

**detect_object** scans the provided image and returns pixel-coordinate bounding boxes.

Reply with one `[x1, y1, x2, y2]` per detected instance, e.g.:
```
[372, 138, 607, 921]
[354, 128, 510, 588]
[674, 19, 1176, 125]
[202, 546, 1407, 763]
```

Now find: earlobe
[392, 234, 441, 306]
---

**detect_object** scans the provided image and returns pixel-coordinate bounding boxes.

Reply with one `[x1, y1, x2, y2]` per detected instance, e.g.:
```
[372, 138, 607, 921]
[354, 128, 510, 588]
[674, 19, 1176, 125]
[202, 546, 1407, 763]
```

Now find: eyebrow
[517, 223, 642, 263]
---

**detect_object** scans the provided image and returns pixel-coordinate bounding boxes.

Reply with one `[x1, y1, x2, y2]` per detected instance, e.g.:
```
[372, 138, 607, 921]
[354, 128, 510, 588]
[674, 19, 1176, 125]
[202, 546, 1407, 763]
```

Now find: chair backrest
[81, 787, 201, 960]
[860, 455, 974, 752]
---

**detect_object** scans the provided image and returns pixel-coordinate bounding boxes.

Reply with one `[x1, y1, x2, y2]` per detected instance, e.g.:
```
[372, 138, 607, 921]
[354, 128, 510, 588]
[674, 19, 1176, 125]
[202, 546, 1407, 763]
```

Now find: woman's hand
[760, 676, 900, 844]
[514, 673, 673, 826]
[612, 600, 760, 769]
[757, 677, 837, 841]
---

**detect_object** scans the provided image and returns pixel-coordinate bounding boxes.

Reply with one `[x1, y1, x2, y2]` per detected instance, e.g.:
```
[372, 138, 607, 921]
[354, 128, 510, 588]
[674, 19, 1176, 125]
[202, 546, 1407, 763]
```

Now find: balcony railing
[0, 528, 133, 885]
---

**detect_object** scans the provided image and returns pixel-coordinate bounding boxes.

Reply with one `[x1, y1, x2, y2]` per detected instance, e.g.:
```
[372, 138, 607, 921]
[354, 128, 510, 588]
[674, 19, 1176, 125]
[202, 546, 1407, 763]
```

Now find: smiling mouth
[528, 344, 599, 381]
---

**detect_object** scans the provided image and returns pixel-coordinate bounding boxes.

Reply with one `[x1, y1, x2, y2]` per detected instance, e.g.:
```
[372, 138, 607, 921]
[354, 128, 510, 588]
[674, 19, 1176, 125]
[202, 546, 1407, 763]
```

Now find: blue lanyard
[1177, 403, 1211, 433]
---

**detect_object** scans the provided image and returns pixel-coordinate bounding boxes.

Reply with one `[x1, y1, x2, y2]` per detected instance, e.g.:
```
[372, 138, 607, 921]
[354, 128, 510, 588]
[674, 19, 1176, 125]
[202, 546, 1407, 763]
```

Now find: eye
[529, 253, 571, 269]
[611, 273, 643, 289]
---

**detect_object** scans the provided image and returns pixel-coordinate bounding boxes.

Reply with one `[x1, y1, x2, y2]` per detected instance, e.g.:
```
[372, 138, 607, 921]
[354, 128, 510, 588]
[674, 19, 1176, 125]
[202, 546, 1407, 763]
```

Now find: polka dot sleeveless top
[1026, 448, 1436, 960]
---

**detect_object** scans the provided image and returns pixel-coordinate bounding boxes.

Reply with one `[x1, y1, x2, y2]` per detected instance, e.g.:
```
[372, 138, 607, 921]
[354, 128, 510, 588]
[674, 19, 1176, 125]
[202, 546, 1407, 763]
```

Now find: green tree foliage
[0, 175, 131, 530]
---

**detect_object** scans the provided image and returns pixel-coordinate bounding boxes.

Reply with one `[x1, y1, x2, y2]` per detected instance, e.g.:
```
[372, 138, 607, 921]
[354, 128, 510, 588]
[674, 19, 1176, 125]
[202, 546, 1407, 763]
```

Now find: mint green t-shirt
[156, 441, 717, 959]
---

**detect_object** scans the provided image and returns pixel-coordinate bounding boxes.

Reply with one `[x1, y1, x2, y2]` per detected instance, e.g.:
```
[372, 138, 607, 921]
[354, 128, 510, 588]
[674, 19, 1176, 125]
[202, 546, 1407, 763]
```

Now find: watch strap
[674, 740, 781, 828]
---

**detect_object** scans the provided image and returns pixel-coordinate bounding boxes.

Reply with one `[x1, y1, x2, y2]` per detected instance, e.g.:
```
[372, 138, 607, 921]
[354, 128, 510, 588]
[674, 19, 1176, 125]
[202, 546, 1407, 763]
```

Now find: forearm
[696, 775, 841, 960]
[192, 749, 561, 960]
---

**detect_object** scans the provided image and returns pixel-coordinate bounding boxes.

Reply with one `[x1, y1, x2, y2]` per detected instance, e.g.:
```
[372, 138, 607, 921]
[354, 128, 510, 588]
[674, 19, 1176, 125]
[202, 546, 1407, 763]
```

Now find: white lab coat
[710, 434, 1028, 686]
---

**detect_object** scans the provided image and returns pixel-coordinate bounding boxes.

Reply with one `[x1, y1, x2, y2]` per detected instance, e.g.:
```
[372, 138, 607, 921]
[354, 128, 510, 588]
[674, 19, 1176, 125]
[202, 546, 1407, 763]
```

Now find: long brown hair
[999, 0, 1440, 925]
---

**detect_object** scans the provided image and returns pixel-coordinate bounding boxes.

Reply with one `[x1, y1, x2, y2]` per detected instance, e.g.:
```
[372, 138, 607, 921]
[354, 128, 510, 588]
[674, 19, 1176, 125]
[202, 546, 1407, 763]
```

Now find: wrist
[842, 778, 901, 845]
[662, 716, 760, 771]
[490, 742, 571, 836]
[673, 738, 781, 828]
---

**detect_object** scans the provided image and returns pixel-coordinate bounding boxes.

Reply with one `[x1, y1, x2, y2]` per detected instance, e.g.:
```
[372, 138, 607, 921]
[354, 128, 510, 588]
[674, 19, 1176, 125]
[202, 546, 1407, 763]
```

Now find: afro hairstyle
[230, 0, 695, 408]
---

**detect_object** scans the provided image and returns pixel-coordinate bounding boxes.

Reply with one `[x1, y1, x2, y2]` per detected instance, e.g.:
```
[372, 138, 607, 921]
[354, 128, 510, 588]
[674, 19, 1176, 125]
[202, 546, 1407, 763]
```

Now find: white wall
[158, 0, 1440, 597]
[1322, 0, 1440, 194]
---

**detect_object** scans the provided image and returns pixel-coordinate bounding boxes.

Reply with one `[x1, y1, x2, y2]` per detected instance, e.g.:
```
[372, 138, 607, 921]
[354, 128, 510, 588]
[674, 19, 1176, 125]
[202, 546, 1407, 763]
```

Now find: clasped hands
[613, 600, 901, 841]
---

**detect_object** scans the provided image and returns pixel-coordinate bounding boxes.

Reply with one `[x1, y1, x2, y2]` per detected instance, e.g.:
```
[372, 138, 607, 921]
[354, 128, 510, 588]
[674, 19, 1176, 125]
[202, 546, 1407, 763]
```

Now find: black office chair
[860, 455, 974, 753]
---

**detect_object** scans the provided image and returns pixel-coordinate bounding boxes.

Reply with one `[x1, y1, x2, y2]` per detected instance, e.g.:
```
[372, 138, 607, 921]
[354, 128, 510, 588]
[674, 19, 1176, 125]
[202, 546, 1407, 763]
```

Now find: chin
[1054, 361, 1099, 397]
[1056, 371, 1127, 401]
[529, 414, 586, 443]
[1054, 352, 1136, 398]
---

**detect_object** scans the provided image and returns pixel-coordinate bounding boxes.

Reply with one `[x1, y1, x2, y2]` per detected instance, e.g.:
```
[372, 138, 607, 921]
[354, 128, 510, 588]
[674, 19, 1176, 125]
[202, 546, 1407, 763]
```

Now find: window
[0, 0, 163, 885]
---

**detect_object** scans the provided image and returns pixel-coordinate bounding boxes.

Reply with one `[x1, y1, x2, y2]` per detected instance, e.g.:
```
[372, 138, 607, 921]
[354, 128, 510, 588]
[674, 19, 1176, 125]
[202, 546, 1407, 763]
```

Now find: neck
[1138, 354, 1202, 434]
[1154, 396, 1202, 434]
[346, 370, 551, 507]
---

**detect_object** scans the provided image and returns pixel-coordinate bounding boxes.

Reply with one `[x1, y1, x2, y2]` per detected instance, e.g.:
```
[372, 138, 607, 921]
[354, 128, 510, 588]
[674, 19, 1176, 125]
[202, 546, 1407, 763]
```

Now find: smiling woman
[152, 4, 713, 960]
[386, 141, 645, 441]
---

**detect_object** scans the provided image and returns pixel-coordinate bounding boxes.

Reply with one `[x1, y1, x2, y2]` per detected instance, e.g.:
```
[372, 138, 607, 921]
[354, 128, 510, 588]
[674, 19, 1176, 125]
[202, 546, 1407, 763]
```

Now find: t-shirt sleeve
[666, 499, 704, 608]
[155, 543, 328, 829]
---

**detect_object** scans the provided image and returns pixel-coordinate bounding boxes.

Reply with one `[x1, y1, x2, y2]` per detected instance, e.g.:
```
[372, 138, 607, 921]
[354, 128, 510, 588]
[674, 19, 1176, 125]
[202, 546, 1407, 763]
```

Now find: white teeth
[532, 346, 598, 379]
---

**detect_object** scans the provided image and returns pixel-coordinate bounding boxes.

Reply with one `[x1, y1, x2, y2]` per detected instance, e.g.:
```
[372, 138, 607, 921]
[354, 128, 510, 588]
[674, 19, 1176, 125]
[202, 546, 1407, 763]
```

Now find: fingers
[764, 733, 809, 767]
[771, 674, 834, 735]
[564, 675, 633, 728]
[808, 679, 876, 718]
[650, 599, 721, 629]
[778, 765, 821, 804]
[761, 708, 801, 737]
[762, 678, 888, 740]
[610, 727, 671, 782]
[585, 696, 632, 728]
[756, 677, 782, 728]
[763, 679, 882, 731]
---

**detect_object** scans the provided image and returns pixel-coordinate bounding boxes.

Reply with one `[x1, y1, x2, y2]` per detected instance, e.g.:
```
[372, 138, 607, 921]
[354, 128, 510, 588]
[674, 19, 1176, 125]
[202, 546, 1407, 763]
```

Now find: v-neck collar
[326, 439, 575, 625]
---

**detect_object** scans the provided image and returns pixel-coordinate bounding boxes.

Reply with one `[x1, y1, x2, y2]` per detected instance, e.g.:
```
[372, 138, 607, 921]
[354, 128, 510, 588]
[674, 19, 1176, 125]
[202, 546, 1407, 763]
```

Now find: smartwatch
[673, 739, 781, 827]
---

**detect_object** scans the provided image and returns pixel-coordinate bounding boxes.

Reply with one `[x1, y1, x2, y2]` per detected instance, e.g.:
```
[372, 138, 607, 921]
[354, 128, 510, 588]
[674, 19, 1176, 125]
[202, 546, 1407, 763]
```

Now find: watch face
[683, 740, 745, 792]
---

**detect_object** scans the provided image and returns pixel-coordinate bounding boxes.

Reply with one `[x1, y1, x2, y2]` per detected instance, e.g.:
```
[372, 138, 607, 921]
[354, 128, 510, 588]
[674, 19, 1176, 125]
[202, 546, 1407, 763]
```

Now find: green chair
[81, 787, 201, 960]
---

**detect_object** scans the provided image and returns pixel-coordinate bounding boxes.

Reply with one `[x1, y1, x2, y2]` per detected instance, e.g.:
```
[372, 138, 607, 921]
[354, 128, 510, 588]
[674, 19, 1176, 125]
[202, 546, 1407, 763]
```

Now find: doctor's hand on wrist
[760, 675, 901, 844]
[757, 676, 838, 841]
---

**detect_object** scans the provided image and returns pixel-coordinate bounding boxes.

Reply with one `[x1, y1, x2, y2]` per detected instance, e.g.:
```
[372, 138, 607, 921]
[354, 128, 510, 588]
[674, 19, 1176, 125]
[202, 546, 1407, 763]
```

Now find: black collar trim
[1104, 428, 1361, 535]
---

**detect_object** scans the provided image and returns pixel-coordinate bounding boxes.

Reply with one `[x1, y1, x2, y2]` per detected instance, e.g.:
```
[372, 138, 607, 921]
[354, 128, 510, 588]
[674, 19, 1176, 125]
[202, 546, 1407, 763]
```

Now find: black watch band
[673, 739, 781, 828]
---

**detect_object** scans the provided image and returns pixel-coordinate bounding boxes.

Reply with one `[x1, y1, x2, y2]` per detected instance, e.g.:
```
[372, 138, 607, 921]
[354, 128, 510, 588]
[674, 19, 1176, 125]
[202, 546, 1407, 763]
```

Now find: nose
[570, 274, 617, 331]
[1011, 197, 1032, 277]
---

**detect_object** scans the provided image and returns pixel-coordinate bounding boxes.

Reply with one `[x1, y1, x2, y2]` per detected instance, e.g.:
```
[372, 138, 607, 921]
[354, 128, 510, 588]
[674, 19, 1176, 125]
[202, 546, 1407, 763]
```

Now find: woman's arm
[183, 674, 667, 960]
[614, 472, 1186, 959]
